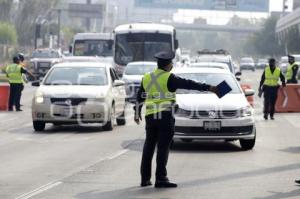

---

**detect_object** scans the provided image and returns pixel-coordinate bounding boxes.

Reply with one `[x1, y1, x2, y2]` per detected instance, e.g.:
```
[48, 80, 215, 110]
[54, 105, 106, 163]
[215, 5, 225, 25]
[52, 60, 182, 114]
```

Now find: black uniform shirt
[135, 72, 210, 115]
[289, 63, 299, 83]
[259, 67, 286, 89]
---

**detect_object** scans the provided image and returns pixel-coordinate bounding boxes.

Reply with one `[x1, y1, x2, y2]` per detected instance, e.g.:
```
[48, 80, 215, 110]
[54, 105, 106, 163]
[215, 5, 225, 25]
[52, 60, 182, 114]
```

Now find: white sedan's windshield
[176, 73, 241, 94]
[124, 64, 156, 75]
[44, 67, 107, 86]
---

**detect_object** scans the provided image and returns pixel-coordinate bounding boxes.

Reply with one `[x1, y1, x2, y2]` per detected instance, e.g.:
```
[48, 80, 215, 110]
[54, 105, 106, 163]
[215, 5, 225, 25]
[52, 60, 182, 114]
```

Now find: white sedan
[31, 62, 126, 131]
[173, 67, 256, 150]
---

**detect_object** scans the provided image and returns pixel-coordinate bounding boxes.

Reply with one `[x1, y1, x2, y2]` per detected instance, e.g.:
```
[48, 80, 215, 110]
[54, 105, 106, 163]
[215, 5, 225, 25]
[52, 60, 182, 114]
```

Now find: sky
[173, 0, 294, 25]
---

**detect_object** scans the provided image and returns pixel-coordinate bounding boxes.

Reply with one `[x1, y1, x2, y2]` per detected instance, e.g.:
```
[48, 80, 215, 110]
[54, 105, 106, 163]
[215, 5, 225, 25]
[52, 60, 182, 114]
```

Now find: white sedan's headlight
[35, 92, 44, 104]
[240, 106, 252, 117]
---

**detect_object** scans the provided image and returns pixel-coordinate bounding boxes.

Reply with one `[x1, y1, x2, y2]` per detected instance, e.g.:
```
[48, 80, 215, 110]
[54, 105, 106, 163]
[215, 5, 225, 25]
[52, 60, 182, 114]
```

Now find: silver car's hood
[123, 75, 143, 83]
[176, 93, 249, 111]
[36, 85, 110, 98]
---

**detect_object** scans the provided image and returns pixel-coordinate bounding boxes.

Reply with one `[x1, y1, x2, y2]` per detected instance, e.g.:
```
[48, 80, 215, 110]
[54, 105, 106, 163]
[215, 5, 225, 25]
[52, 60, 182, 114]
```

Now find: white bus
[113, 23, 179, 75]
[70, 33, 113, 57]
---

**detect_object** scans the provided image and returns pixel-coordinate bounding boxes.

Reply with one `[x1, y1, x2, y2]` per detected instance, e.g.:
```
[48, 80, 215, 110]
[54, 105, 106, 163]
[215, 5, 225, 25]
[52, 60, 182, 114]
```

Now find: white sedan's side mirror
[244, 89, 255, 97]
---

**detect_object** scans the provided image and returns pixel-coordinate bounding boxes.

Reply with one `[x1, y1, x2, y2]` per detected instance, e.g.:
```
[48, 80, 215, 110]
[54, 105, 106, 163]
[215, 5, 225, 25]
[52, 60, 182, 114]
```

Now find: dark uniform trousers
[263, 85, 279, 117]
[141, 111, 175, 182]
[9, 83, 23, 110]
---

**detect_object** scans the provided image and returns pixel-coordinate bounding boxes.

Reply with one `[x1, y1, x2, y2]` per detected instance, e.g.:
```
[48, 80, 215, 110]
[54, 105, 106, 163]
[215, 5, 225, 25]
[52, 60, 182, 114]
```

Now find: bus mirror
[108, 40, 113, 50]
[69, 45, 72, 53]
[175, 39, 179, 49]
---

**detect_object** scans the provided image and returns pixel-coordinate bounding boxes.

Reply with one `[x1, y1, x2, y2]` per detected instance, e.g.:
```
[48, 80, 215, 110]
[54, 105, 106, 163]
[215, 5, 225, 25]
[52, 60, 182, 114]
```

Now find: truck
[113, 22, 179, 76]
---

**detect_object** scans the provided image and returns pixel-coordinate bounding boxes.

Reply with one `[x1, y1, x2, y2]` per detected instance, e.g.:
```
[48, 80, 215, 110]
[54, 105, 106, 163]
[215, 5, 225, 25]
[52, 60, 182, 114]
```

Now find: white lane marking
[14, 149, 130, 198]
[107, 149, 129, 160]
[15, 181, 62, 199]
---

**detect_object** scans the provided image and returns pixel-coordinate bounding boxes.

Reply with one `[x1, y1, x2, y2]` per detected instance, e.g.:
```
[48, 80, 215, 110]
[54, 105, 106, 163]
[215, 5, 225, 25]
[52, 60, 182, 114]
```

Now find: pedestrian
[134, 51, 218, 188]
[258, 58, 286, 120]
[5, 56, 33, 111]
[286, 55, 299, 84]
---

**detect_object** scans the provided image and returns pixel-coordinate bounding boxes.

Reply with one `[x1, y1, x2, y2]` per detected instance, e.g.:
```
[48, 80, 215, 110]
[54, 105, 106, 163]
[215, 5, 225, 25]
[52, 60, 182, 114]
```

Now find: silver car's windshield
[124, 64, 156, 75]
[32, 50, 60, 58]
[44, 67, 107, 86]
[176, 73, 241, 94]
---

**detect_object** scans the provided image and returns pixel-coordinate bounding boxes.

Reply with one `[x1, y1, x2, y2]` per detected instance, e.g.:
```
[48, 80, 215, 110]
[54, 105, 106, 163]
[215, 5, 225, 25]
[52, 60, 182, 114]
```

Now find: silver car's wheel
[33, 121, 45, 131]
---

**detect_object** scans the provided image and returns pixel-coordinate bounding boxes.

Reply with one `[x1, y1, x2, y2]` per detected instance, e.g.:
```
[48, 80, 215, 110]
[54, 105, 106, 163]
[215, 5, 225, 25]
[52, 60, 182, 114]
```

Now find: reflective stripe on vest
[142, 68, 176, 116]
[6, 64, 23, 84]
[286, 63, 298, 80]
[264, 66, 281, 86]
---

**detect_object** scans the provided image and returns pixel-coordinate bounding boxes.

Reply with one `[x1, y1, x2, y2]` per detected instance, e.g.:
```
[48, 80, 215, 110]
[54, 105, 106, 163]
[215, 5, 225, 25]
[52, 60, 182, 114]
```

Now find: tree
[0, 22, 17, 45]
[14, 0, 60, 46]
[0, 0, 13, 22]
[244, 16, 284, 57]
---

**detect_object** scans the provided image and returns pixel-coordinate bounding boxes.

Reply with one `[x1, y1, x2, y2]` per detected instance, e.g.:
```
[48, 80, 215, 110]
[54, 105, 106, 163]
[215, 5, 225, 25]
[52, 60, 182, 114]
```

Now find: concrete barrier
[276, 84, 300, 112]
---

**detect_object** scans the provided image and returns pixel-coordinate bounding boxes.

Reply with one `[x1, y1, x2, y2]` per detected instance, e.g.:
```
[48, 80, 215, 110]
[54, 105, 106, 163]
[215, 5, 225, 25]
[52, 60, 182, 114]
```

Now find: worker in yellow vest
[259, 58, 286, 120]
[286, 55, 299, 84]
[134, 51, 218, 188]
[5, 56, 32, 111]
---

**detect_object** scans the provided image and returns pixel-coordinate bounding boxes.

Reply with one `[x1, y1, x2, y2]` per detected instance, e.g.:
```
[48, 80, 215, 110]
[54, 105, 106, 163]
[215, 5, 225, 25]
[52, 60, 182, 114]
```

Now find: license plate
[203, 121, 221, 131]
[61, 107, 75, 117]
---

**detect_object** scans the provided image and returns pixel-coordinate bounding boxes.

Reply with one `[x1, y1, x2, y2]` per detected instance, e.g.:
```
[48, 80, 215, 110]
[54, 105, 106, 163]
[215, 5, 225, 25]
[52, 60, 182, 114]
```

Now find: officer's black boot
[263, 114, 268, 120]
[155, 180, 177, 188]
[295, 179, 300, 184]
[141, 180, 152, 187]
[155, 177, 177, 188]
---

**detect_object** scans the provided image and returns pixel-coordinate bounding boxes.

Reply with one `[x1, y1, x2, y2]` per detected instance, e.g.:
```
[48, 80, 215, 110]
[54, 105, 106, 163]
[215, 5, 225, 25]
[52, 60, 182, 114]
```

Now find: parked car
[190, 62, 230, 71]
[29, 48, 63, 79]
[240, 57, 255, 71]
[31, 62, 126, 131]
[173, 67, 256, 150]
[122, 62, 157, 103]
[256, 58, 268, 69]
[279, 56, 288, 73]
[196, 49, 236, 74]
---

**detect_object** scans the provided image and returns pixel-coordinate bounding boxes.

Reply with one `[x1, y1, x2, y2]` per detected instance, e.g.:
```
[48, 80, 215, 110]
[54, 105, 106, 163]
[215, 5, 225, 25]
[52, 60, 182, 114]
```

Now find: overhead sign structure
[68, 3, 104, 18]
[135, 0, 269, 12]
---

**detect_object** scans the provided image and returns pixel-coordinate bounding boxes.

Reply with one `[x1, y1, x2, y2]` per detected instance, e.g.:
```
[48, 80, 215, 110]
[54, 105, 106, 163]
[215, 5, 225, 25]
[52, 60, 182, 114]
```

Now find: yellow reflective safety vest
[142, 69, 176, 116]
[264, 66, 281, 87]
[5, 64, 23, 84]
[286, 63, 298, 81]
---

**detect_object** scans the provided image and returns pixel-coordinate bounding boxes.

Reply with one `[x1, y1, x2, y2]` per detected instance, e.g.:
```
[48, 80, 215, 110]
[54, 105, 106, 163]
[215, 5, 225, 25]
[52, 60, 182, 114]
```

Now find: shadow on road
[252, 188, 300, 199]
[75, 186, 173, 199]
[280, 147, 300, 154]
[122, 139, 245, 153]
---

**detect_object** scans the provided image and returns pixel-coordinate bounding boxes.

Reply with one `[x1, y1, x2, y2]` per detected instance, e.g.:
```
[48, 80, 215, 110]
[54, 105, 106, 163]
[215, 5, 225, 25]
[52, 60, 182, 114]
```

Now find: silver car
[29, 48, 63, 79]
[122, 61, 157, 103]
[31, 62, 126, 131]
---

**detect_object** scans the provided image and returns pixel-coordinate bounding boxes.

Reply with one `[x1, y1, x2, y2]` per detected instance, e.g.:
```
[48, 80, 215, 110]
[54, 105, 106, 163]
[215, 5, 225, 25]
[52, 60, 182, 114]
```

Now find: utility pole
[57, 9, 61, 48]
[86, 0, 91, 31]
[282, 0, 288, 54]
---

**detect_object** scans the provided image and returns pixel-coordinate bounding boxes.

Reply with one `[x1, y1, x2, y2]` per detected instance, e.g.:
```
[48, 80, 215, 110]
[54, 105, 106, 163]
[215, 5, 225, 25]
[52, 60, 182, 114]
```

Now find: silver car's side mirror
[113, 80, 125, 87]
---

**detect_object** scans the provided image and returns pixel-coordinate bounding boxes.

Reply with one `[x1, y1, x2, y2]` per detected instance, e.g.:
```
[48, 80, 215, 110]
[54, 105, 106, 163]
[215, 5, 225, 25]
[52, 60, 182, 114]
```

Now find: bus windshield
[115, 33, 172, 65]
[74, 40, 112, 57]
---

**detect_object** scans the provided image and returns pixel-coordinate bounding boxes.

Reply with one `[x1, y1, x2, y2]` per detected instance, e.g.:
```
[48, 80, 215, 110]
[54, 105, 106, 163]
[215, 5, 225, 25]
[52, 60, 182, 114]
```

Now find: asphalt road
[1, 70, 300, 199]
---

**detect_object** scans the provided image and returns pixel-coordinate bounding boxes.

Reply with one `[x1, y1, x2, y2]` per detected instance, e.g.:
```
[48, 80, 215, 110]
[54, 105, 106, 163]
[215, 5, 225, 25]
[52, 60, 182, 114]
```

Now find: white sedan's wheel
[103, 104, 115, 131]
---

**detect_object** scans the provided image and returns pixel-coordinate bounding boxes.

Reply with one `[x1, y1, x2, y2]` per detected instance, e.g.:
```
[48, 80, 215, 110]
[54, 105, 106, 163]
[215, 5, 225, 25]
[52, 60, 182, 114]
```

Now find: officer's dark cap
[18, 53, 25, 61]
[288, 54, 295, 59]
[13, 56, 20, 63]
[154, 51, 175, 61]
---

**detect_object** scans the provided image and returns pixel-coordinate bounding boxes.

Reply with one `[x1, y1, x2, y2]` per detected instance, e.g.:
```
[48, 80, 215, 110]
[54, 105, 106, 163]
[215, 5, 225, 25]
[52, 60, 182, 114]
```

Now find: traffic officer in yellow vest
[259, 58, 286, 120]
[286, 55, 299, 84]
[5, 56, 32, 111]
[134, 51, 218, 188]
